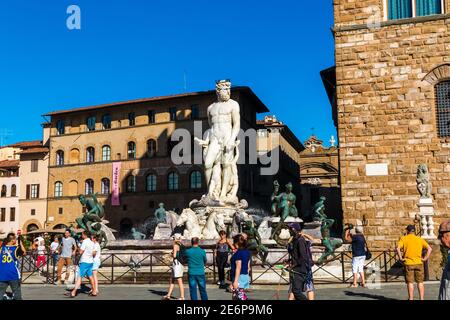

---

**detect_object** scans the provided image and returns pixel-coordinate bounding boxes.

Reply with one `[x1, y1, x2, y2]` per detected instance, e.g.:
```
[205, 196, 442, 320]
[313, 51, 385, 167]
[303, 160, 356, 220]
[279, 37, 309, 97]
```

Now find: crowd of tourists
[1, 219, 449, 300]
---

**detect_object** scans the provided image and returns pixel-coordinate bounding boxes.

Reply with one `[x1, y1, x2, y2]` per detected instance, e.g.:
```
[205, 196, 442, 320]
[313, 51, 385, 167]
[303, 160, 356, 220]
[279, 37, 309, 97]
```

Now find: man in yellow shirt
[396, 225, 432, 300]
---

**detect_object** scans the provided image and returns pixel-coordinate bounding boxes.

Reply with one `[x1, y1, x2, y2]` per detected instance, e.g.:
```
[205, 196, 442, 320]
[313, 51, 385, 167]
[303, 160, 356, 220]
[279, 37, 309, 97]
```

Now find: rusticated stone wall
[333, 1, 450, 249]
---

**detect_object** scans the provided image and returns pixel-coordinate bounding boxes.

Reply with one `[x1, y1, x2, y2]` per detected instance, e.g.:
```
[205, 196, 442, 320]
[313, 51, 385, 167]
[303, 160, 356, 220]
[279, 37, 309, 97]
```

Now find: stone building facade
[18, 126, 50, 234]
[299, 136, 342, 232]
[325, 0, 450, 252]
[255, 115, 304, 211]
[0, 160, 20, 237]
[43, 87, 268, 236]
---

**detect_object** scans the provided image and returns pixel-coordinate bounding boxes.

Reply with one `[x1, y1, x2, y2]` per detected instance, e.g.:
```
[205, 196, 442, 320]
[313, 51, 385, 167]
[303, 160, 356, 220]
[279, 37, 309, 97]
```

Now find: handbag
[172, 259, 184, 278]
[232, 288, 248, 301]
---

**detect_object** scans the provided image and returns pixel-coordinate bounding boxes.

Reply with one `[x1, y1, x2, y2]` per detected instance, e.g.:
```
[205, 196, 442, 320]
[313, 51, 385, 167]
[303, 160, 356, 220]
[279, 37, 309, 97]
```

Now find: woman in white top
[91, 235, 102, 296]
[34, 237, 47, 269]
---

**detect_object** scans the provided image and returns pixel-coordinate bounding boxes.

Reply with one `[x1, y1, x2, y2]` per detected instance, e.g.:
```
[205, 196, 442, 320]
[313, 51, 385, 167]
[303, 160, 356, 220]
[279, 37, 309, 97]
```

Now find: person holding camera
[0, 233, 26, 300]
[344, 224, 369, 288]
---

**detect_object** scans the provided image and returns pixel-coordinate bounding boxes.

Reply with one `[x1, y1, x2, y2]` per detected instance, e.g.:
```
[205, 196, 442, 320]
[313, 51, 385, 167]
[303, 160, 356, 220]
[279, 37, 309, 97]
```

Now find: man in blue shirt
[183, 237, 208, 300]
[0, 233, 26, 300]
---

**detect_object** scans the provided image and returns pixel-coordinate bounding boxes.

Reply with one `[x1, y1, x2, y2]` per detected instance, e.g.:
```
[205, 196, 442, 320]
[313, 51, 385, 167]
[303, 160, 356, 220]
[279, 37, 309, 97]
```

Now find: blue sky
[0, 0, 336, 146]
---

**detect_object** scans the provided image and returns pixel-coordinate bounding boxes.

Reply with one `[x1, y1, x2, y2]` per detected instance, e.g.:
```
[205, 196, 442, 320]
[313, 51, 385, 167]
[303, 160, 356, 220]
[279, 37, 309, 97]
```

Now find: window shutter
[36, 184, 40, 198]
[26, 185, 30, 199]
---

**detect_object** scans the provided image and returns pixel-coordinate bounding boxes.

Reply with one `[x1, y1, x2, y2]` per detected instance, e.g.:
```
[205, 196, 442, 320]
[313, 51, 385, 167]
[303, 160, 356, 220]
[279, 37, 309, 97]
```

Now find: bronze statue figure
[270, 181, 298, 239]
[76, 193, 108, 247]
[243, 220, 269, 265]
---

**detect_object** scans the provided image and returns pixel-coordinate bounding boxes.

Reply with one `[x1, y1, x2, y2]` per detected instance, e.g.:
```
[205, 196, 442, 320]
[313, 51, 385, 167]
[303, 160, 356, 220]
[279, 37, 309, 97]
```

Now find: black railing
[19, 249, 409, 285]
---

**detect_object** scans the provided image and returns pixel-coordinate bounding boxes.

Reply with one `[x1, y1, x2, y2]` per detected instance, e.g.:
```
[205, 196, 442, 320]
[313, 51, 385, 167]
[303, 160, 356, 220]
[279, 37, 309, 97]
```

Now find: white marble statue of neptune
[196, 80, 241, 204]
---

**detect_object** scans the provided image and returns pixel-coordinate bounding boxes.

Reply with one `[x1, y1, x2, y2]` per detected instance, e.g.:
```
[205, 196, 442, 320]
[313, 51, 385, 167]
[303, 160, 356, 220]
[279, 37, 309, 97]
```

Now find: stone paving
[17, 282, 441, 300]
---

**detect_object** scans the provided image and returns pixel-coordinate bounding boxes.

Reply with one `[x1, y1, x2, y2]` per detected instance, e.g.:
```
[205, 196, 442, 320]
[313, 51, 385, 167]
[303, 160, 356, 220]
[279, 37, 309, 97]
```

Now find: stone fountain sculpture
[416, 164, 436, 239]
[258, 181, 303, 244]
[173, 80, 249, 240]
[76, 194, 116, 248]
[153, 203, 179, 240]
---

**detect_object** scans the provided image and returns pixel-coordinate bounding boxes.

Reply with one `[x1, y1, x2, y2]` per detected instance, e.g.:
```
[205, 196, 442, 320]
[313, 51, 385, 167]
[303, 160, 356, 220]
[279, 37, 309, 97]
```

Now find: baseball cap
[406, 225, 416, 233]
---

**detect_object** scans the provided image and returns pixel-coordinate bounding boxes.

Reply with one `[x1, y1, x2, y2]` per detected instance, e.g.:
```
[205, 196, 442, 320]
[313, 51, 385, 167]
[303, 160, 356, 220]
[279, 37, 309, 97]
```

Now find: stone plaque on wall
[365, 163, 388, 176]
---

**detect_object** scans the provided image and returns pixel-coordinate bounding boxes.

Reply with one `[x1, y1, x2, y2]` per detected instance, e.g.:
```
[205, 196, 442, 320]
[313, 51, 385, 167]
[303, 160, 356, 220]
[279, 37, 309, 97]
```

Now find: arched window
[190, 171, 202, 189]
[146, 174, 157, 192]
[86, 147, 95, 163]
[54, 182, 63, 198]
[1, 185, 6, 197]
[436, 80, 450, 137]
[128, 142, 136, 159]
[102, 145, 111, 161]
[167, 172, 179, 191]
[126, 175, 136, 193]
[101, 178, 110, 194]
[53, 224, 68, 230]
[56, 150, 65, 166]
[85, 179, 94, 195]
[11, 184, 17, 197]
[26, 224, 39, 233]
[147, 139, 157, 158]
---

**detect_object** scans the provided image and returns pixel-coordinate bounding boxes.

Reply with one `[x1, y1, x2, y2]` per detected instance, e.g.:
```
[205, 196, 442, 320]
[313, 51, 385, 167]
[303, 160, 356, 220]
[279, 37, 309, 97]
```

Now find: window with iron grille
[102, 145, 111, 161]
[436, 81, 450, 137]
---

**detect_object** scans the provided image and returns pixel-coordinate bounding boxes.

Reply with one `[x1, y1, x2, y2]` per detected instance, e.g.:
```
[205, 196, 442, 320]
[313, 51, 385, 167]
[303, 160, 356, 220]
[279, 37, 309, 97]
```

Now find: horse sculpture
[202, 210, 226, 240]
[176, 209, 202, 239]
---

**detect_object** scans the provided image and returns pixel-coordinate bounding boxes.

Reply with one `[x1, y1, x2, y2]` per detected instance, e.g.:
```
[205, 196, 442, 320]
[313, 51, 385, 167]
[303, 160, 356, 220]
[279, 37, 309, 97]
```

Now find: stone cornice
[334, 13, 450, 33]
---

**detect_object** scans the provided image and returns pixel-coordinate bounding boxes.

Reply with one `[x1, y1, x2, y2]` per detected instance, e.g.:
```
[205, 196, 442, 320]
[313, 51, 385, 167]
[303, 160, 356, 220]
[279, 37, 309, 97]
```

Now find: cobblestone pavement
[17, 282, 441, 300]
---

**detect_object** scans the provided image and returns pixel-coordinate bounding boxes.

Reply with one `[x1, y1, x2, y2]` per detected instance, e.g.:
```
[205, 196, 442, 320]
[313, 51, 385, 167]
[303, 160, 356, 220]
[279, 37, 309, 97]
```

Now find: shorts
[79, 263, 94, 278]
[288, 270, 314, 293]
[238, 274, 250, 290]
[405, 264, 424, 284]
[352, 256, 366, 274]
[93, 260, 101, 271]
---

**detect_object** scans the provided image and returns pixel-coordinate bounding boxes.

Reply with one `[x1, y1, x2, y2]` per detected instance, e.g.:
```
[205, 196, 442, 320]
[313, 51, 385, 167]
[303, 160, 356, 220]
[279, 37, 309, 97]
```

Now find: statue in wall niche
[194, 80, 241, 205]
[155, 203, 167, 224]
[131, 228, 146, 240]
[416, 164, 432, 199]
[270, 181, 299, 239]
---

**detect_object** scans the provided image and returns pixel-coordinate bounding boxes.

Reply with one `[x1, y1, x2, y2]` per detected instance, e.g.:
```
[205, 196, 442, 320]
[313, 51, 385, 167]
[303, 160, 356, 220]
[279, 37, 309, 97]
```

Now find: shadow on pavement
[343, 290, 398, 300]
[148, 289, 168, 297]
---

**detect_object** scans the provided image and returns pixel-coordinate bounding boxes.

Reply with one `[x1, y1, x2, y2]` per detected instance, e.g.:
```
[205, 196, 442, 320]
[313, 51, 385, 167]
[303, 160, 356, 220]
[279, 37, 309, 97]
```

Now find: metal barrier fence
[20, 249, 409, 285]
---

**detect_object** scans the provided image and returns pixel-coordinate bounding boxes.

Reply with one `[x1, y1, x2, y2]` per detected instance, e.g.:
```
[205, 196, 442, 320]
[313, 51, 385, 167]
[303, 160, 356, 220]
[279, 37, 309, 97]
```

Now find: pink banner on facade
[112, 162, 121, 206]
